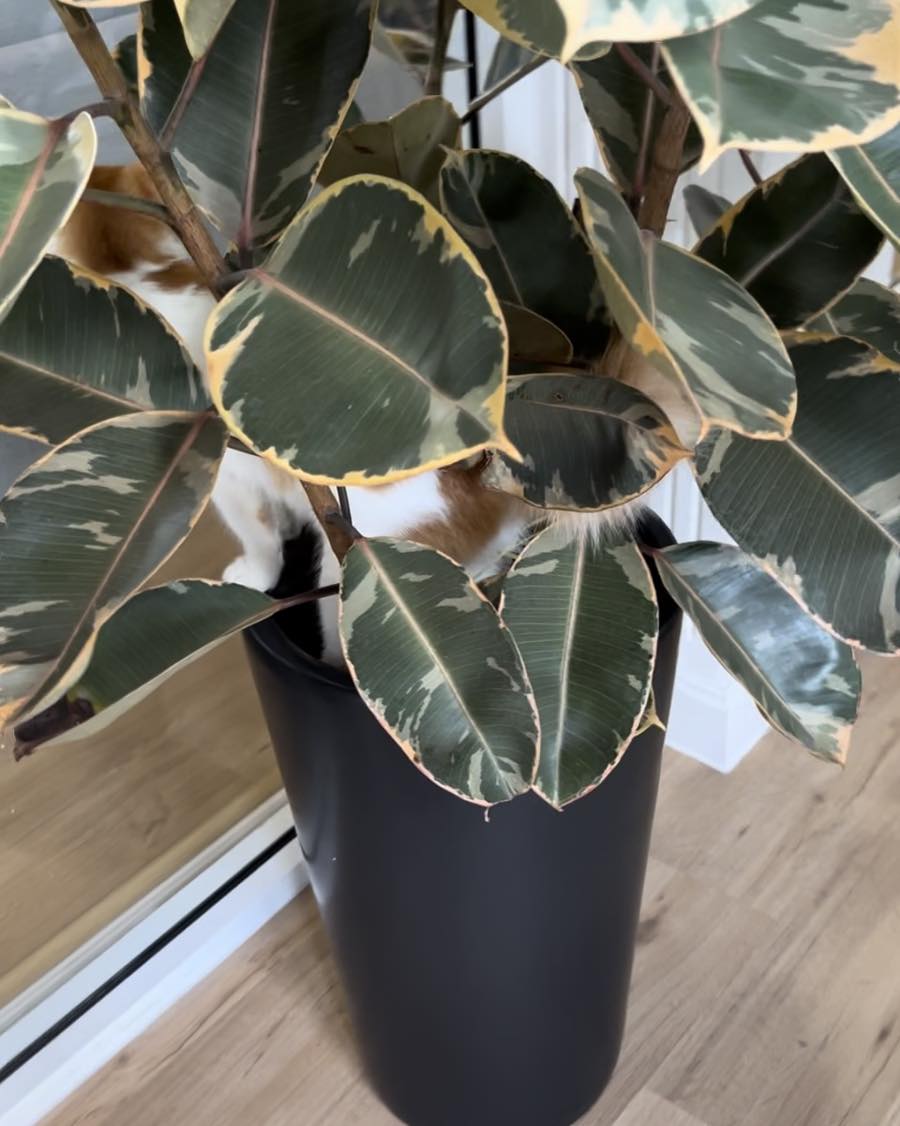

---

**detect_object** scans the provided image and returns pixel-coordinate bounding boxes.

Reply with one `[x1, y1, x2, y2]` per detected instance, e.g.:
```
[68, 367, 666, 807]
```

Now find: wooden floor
[51, 652, 900, 1126]
[0, 512, 280, 1008]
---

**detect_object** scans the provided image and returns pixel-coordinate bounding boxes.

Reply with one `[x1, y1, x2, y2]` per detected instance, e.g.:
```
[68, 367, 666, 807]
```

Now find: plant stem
[629, 44, 660, 214]
[82, 187, 178, 228]
[425, 0, 457, 96]
[460, 53, 549, 124]
[276, 583, 340, 610]
[55, 99, 121, 127]
[637, 97, 692, 236]
[50, 0, 353, 564]
[614, 43, 673, 108]
[739, 148, 763, 185]
[50, 0, 227, 298]
[602, 95, 692, 378]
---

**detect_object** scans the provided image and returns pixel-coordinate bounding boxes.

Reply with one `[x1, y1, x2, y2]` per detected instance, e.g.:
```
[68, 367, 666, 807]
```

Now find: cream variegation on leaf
[0, 104, 96, 321]
[695, 336, 900, 655]
[0, 256, 207, 445]
[0, 411, 227, 728]
[485, 374, 686, 511]
[664, 0, 900, 169]
[575, 167, 796, 441]
[461, 0, 766, 58]
[139, 0, 373, 247]
[501, 527, 658, 807]
[340, 538, 539, 806]
[206, 176, 513, 486]
[656, 543, 860, 763]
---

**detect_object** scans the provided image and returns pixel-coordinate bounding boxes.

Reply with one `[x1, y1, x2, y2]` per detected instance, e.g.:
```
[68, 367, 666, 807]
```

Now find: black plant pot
[244, 513, 681, 1126]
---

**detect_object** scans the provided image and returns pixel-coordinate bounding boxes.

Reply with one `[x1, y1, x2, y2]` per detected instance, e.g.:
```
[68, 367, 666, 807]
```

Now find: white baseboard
[666, 626, 768, 773]
[0, 799, 307, 1126]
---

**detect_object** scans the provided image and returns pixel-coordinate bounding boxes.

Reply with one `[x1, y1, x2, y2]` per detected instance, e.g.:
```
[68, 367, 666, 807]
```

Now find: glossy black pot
[244, 514, 681, 1126]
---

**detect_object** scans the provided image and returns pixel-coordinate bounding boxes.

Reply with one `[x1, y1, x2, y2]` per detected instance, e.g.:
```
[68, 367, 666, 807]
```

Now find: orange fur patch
[406, 464, 528, 565]
[146, 259, 204, 291]
[57, 163, 186, 277]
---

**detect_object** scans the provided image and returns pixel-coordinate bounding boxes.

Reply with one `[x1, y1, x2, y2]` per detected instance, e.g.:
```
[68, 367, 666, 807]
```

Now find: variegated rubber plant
[1, 0, 897, 808]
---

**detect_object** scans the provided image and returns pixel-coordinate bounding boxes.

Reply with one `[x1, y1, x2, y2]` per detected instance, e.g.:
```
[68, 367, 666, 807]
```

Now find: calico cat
[54, 164, 634, 663]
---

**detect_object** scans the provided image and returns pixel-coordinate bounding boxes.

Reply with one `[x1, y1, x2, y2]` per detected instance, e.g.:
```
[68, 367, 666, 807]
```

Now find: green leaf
[0, 255, 207, 445]
[572, 45, 701, 195]
[206, 175, 513, 485]
[694, 154, 883, 330]
[0, 411, 227, 728]
[663, 0, 900, 170]
[0, 105, 96, 322]
[485, 374, 686, 511]
[174, 0, 237, 56]
[25, 580, 283, 751]
[317, 97, 460, 207]
[810, 279, 900, 368]
[484, 36, 540, 89]
[683, 184, 731, 239]
[460, 0, 765, 58]
[828, 122, 900, 251]
[656, 542, 860, 762]
[695, 335, 900, 654]
[575, 167, 796, 440]
[371, 24, 467, 76]
[501, 302, 573, 365]
[501, 527, 657, 807]
[340, 538, 539, 806]
[440, 149, 605, 358]
[140, 0, 373, 247]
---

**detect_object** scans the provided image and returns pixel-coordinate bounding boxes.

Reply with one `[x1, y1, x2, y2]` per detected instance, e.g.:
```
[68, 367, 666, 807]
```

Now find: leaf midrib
[547, 537, 584, 800]
[360, 541, 518, 800]
[0, 348, 146, 422]
[736, 177, 846, 290]
[15, 412, 217, 722]
[254, 269, 490, 431]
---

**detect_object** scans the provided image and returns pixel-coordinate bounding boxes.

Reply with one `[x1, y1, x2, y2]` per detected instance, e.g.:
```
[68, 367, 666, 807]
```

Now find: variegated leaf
[683, 184, 731, 239]
[810, 279, 900, 368]
[656, 542, 860, 762]
[0, 105, 96, 322]
[340, 538, 539, 806]
[174, 0, 237, 56]
[502, 527, 657, 807]
[140, 0, 373, 247]
[575, 167, 796, 440]
[440, 149, 606, 358]
[664, 0, 900, 170]
[694, 154, 883, 329]
[485, 374, 685, 511]
[317, 97, 460, 207]
[206, 175, 512, 485]
[371, 24, 467, 76]
[0, 255, 207, 445]
[695, 335, 900, 654]
[0, 411, 227, 728]
[572, 45, 701, 194]
[15, 580, 288, 753]
[501, 303, 573, 365]
[829, 122, 900, 251]
[461, 0, 764, 58]
[64, 2, 235, 59]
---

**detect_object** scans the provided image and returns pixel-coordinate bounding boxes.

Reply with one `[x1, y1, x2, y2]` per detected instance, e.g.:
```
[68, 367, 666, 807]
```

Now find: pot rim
[248, 509, 678, 691]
